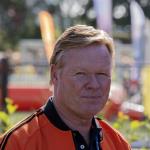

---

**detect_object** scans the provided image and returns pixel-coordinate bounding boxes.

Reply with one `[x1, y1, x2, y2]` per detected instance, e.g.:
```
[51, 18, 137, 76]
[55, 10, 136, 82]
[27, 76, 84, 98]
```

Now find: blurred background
[0, 0, 150, 149]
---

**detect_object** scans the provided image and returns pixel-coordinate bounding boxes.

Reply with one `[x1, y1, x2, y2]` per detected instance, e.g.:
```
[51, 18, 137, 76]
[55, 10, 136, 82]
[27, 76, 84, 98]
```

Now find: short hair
[50, 25, 114, 66]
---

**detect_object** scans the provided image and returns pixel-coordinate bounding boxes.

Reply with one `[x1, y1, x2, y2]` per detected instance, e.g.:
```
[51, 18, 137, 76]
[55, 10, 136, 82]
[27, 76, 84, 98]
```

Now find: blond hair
[50, 25, 114, 66]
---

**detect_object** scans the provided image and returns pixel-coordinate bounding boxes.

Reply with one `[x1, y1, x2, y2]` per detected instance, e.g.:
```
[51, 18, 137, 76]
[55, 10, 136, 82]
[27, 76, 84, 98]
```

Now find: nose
[86, 75, 100, 90]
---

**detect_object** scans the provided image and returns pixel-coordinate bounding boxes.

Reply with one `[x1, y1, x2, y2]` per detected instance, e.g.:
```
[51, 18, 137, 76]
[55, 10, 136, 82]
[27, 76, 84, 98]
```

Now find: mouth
[81, 96, 101, 99]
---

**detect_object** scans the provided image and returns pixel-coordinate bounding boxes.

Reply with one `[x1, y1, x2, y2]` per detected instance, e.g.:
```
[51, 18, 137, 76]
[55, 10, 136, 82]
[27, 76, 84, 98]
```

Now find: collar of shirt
[43, 97, 103, 150]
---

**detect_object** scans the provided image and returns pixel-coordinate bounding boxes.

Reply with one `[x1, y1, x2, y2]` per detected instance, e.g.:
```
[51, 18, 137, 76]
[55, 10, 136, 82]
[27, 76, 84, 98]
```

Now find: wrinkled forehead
[62, 44, 111, 64]
[53, 43, 113, 70]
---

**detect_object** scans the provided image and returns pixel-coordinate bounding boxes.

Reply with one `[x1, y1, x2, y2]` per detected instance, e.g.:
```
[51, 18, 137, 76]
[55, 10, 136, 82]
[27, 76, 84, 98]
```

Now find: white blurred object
[93, 0, 112, 34]
[121, 101, 144, 113]
[109, 83, 126, 104]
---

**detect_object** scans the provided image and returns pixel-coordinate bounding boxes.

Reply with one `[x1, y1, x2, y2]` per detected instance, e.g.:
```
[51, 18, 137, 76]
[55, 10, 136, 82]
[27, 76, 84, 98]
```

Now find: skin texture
[51, 44, 112, 144]
[51, 44, 112, 120]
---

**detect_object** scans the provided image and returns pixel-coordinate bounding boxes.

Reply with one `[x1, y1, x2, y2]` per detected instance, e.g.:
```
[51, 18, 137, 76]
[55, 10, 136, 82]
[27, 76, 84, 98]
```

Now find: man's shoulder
[96, 118, 131, 149]
[0, 109, 47, 149]
[97, 118, 126, 139]
[96, 118, 119, 133]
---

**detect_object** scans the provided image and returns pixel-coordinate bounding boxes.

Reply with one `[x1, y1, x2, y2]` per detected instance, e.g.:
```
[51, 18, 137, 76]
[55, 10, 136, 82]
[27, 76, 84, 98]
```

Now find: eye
[97, 72, 106, 75]
[76, 72, 86, 75]
[96, 73, 110, 78]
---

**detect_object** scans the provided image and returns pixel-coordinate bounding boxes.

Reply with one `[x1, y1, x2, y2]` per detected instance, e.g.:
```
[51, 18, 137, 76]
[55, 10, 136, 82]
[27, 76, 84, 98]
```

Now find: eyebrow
[71, 67, 111, 74]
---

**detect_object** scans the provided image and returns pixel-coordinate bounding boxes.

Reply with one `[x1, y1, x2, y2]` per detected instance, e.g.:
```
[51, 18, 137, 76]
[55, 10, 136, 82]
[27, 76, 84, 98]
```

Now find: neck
[53, 100, 92, 145]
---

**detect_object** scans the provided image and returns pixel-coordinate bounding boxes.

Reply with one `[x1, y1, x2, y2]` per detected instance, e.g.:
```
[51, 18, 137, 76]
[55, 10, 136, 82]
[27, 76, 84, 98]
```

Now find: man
[0, 25, 131, 150]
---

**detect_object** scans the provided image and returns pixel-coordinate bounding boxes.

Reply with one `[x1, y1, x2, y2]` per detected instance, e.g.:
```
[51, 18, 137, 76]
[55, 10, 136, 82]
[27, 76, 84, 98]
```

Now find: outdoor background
[0, 0, 150, 149]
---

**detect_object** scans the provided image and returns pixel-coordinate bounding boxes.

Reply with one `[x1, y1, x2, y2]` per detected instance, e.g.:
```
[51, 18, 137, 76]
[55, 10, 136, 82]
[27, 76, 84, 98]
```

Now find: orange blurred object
[39, 11, 55, 63]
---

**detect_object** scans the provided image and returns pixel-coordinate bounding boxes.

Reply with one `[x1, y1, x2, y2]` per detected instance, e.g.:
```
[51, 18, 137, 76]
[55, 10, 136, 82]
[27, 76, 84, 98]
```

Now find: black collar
[43, 97, 103, 140]
[43, 97, 70, 131]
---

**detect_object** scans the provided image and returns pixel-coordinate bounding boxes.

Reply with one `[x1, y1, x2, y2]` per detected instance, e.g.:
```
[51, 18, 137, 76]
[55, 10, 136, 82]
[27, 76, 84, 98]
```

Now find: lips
[81, 96, 101, 99]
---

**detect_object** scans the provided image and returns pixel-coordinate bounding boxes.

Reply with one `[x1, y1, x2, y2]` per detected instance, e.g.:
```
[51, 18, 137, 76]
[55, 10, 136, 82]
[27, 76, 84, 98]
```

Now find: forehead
[61, 44, 112, 70]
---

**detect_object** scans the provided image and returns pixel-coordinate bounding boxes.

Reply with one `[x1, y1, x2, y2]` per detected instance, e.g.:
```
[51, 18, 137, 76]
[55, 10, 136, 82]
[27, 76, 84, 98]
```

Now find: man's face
[52, 44, 112, 119]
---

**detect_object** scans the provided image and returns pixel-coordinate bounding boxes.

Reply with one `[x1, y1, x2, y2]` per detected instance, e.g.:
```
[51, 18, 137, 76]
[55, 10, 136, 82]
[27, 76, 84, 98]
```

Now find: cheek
[73, 76, 88, 88]
[70, 75, 84, 86]
[101, 79, 111, 92]
[61, 77, 80, 95]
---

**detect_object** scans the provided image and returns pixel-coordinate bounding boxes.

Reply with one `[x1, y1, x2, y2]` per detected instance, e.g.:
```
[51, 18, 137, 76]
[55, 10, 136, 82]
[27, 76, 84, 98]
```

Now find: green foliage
[0, 0, 40, 51]
[0, 98, 17, 133]
[111, 112, 150, 147]
[0, 0, 150, 51]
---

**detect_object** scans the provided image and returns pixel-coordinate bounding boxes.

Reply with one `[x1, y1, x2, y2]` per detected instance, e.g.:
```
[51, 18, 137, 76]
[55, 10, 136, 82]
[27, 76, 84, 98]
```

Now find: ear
[50, 64, 58, 85]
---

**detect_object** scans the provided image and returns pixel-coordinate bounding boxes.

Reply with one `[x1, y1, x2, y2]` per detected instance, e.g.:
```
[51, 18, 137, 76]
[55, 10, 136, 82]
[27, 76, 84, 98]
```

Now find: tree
[0, 0, 27, 50]
[0, 0, 41, 51]
[112, 0, 150, 42]
[0, 0, 149, 50]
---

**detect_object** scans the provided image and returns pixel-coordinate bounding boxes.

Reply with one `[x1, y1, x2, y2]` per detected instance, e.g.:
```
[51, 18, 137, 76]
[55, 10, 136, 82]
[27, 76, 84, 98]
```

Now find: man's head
[50, 25, 115, 119]
[50, 25, 114, 68]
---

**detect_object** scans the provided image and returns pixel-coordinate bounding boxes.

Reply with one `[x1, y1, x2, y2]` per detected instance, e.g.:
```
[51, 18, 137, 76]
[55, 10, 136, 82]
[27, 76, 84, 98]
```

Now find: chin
[78, 103, 105, 118]
[80, 113, 95, 120]
[83, 108, 100, 117]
